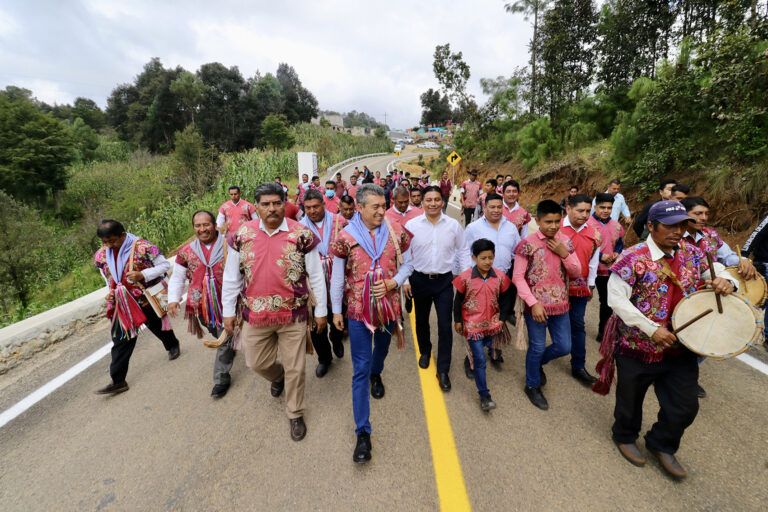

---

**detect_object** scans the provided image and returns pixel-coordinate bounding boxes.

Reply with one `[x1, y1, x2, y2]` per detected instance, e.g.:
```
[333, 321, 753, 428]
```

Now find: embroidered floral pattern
[92, 239, 161, 317]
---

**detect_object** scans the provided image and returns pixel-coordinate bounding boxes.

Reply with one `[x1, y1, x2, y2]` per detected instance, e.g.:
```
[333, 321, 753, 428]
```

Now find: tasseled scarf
[112, 284, 147, 341]
[592, 314, 620, 395]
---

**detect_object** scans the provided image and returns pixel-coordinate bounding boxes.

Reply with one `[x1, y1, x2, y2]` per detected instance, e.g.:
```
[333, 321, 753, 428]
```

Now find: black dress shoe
[480, 394, 497, 411]
[290, 417, 307, 442]
[95, 381, 129, 395]
[315, 362, 331, 378]
[464, 356, 474, 379]
[405, 297, 413, 314]
[270, 378, 285, 397]
[489, 350, 504, 364]
[572, 368, 598, 385]
[418, 353, 430, 369]
[168, 346, 180, 360]
[332, 340, 344, 359]
[697, 385, 707, 398]
[539, 366, 547, 387]
[437, 372, 451, 391]
[210, 383, 230, 398]
[370, 374, 385, 399]
[353, 433, 372, 463]
[524, 386, 549, 410]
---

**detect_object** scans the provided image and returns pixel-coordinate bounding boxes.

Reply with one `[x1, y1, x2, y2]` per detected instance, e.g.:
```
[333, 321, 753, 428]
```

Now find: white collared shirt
[403, 213, 467, 275]
[607, 236, 733, 337]
[221, 218, 327, 317]
[563, 216, 600, 287]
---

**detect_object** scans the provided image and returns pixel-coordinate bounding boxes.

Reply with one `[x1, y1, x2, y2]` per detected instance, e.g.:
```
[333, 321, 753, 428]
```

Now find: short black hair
[609, 179, 621, 186]
[680, 196, 709, 211]
[97, 219, 125, 238]
[228, 185, 240, 193]
[192, 210, 216, 225]
[325, 180, 336, 187]
[410, 188, 421, 196]
[254, 182, 285, 203]
[594, 192, 615, 205]
[340, 195, 355, 206]
[495, 174, 504, 179]
[502, 180, 520, 193]
[472, 238, 495, 256]
[484, 193, 503, 205]
[275, 176, 282, 181]
[659, 178, 677, 190]
[304, 189, 324, 203]
[486, 178, 498, 187]
[671, 183, 690, 194]
[568, 194, 592, 207]
[536, 200, 562, 218]
[405, 172, 411, 177]
[421, 185, 442, 199]
[570, 185, 579, 191]
[312, 175, 320, 181]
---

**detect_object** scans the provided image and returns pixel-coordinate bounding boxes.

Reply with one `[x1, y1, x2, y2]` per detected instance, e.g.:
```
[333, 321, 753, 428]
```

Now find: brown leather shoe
[270, 378, 285, 397]
[616, 441, 647, 467]
[290, 417, 306, 441]
[649, 449, 687, 479]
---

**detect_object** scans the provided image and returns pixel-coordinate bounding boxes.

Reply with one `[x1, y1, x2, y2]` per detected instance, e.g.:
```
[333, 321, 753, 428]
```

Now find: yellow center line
[408, 309, 471, 512]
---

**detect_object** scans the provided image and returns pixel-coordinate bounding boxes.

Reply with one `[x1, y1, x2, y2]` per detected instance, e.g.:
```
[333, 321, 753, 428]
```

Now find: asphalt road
[1, 152, 767, 511]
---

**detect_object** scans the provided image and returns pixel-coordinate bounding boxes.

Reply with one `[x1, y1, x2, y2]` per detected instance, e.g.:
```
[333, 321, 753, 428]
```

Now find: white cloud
[1, 0, 534, 128]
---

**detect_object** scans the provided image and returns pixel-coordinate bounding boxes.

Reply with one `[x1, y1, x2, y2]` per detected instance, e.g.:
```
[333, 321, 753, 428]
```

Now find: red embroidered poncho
[560, 220, 601, 296]
[587, 215, 624, 276]
[219, 200, 256, 235]
[228, 219, 318, 327]
[453, 267, 511, 339]
[175, 243, 225, 319]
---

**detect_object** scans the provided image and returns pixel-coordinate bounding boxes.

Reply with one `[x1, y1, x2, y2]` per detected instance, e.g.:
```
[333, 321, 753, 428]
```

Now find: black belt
[413, 271, 452, 280]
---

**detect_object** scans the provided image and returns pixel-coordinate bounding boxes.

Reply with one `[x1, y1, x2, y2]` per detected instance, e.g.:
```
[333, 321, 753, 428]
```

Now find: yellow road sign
[395, 151, 401, 156]
[446, 151, 461, 166]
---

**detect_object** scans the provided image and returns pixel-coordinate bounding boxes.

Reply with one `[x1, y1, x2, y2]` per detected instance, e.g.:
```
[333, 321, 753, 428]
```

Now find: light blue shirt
[591, 192, 630, 222]
[460, 216, 521, 274]
[687, 230, 741, 267]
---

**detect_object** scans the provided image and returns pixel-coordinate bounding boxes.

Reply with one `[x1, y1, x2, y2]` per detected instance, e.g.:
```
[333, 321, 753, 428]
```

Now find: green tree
[70, 97, 105, 131]
[505, 1, 552, 115]
[420, 88, 453, 126]
[276, 63, 319, 124]
[0, 191, 52, 309]
[169, 70, 209, 126]
[172, 124, 221, 197]
[374, 126, 387, 138]
[538, 0, 599, 122]
[69, 117, 100, 161]
[432, 44, 476, 118]
[0, 90, 75, 205]
[516, 117, 560, 169]
[262, 114, 296, 151]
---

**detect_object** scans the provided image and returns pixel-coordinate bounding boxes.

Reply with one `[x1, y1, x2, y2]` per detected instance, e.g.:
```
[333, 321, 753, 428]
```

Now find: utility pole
[384, 112, 387, 127]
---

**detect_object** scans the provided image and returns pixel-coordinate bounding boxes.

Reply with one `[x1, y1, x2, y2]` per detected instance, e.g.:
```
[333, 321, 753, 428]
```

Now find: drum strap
[659, 258, 688, 297]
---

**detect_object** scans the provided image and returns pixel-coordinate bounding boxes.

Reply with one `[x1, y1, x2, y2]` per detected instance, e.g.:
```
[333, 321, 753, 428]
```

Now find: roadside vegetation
[0, 57, 389, 326]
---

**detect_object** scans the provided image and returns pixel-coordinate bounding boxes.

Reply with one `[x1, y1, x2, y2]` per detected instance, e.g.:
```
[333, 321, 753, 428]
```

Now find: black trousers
[595, 275, 612, 338]
[612, 351, 699, 454]
[310, 314, 344, 365]
[412, 272, 454, 373]
[109, 304, 179, 384]
[463, 207, 475, 226]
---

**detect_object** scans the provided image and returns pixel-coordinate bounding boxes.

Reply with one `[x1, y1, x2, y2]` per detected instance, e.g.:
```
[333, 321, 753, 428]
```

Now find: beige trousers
[240, 321, 307, 419]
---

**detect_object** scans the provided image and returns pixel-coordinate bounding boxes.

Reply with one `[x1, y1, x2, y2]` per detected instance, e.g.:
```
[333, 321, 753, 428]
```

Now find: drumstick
[672, 308, 713, 335]
[706, 252, 724, 314]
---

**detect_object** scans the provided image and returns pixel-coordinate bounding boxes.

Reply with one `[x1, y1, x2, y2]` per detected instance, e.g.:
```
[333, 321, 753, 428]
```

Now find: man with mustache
[168, 210, 236, 398]
[222, 182, 327, 442]
[217, 185, 257, 235]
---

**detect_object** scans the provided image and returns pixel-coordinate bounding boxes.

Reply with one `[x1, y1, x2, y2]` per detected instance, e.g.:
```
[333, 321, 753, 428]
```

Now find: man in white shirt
[591, 179, 631, 225]
[221, 182, 327, 442]
[402, 186, 469, 391]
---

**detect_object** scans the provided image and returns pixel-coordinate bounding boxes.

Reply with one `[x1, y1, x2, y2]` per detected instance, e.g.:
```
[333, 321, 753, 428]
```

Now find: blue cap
[648, 200, 692, 225]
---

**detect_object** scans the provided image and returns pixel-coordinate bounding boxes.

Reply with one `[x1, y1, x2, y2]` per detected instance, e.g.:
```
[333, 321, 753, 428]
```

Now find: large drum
[722, 266, 768, 308]
[671, 289, 763, 359]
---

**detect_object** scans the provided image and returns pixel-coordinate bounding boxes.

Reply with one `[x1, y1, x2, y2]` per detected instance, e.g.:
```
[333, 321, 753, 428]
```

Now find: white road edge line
[736, 352, 768, 374]
[0, 290, 187, 430]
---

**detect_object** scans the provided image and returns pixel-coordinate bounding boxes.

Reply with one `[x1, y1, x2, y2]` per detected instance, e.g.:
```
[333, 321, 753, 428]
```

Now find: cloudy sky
[0, 0, 533, 129]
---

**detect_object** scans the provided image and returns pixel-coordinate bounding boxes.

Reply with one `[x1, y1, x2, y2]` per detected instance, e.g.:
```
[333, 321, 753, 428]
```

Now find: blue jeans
[524, 312, 572, 388]
[348, 319, 393, 435]
[569, 296, 589, 370]
[468, 336, 492, 398]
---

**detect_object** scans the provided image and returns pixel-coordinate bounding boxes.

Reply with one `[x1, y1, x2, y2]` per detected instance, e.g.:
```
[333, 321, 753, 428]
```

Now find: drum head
[672, 289, 762, 359]
[723, 266, 768, 308]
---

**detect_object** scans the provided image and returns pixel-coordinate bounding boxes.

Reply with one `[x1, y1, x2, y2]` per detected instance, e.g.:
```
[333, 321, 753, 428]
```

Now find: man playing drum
[593, 200, 737, 480]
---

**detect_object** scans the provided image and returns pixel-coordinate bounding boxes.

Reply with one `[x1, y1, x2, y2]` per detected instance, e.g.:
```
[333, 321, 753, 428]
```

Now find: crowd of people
[91, 165, 768, 478]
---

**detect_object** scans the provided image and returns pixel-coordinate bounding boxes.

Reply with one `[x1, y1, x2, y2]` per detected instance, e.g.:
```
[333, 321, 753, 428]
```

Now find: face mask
[325, 190, 335, 198]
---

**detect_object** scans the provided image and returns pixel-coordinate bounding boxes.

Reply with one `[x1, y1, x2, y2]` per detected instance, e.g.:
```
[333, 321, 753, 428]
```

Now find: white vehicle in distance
[442, 144, 454, 150]
[417, 141, 440, 149]
[394, 143, 404, 152]
[403, 137, 414, 144]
